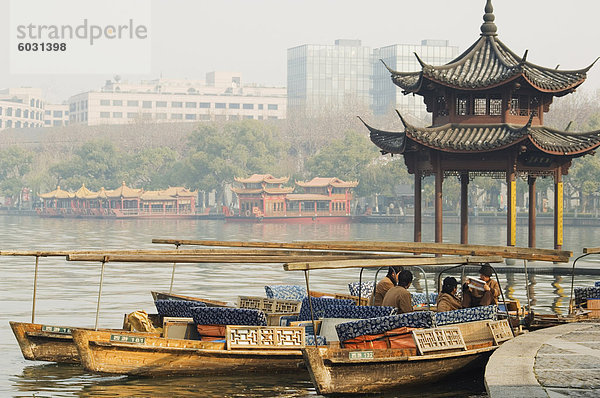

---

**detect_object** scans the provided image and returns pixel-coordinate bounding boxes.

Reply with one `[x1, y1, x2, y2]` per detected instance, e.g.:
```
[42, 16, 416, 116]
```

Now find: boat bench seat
[298, 297, 356, 321]
[411, 292, 438, 306]
[336, 311, 436, 343]
[347, 281, 375, 298]
[575, 287, 600, 305]
[434, 305, 497, 326]
[596, 282, 600, 288]
[305, 334, 327, 346]
[191, 307, 267, 326]
[264, 285, 307, 301]
[155, 299, 206, 318]
[316, 304, 396, 319]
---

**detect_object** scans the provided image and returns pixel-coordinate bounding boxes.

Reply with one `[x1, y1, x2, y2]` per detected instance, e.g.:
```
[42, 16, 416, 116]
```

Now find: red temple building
[230, 174, 357, 223]
[38, 182, 197, 218]
[363, 0, 600, 249]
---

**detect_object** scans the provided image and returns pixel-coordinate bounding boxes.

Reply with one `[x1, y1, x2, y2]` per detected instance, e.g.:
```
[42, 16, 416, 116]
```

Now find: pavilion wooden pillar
[414, 171, 422, 243]
[460, 172, 469, 244]
[506, 167, 516, 247]
[554, 166, 563, 250]
[528, 176, 536, 248]
[434, 154, 443, 243]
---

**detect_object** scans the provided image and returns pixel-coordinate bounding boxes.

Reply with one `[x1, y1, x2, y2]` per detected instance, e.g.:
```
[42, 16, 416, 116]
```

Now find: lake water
[2, 215, 599, 397]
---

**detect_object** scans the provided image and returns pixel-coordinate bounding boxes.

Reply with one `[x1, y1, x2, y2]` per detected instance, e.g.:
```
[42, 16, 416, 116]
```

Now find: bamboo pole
[284, 255, 504, 271]
[0, 248, 401, 258]
[31, 255, 39, 324]
[152, 239, 571, 262]
[67, 254, 401, 263]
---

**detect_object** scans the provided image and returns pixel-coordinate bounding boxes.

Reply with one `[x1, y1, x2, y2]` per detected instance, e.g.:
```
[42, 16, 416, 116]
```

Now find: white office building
[68, 72, 287, 126]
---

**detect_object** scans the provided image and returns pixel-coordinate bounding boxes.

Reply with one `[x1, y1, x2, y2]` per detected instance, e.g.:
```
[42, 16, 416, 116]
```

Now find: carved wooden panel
[487, 319, 513, 345]
[226, 326, 304, 350]
[412, 327, 466, 355]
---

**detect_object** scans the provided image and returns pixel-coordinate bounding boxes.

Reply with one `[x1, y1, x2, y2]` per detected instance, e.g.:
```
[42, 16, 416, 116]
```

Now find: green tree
[0, 147, 34, 207]
[49, 140, 124, 190]
[357, 157, 411, 198]
[182, 120, 287, 204]
[305, 130, 379, 183]
[568, 155, 600, 212]
[122, 147, 179, 189]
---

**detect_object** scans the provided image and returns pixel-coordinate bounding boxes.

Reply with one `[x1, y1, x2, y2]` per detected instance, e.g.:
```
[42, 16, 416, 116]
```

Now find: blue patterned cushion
[348, 281, 375, 297]
[320, 305, 396, 319]
[191, 307, 267, 326]
[279, 315, 299, 326]
[298, 297, 355, 321]
[335, 311, 435, 342]
[155, 299, 206, 318]
[305, 335, 327, 346]
[411, 292, 438, 306]
[575, 287, 600, 305]
[596, 282, 600, 288]
[264, 285, 307, 300]
[434, 305, 497, 326]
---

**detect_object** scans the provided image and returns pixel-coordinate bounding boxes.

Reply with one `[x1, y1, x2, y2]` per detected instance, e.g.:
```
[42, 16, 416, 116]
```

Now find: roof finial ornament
[480, 0, 498, 36]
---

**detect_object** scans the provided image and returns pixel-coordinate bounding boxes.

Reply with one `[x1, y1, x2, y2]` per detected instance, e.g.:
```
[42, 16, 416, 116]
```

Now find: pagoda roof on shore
[363, 113, 600, 156]
[234, 174, 290, 184]
[38, 186, 73, 199]
[386, 0, 597, 95]
[296, 177, 358, 188]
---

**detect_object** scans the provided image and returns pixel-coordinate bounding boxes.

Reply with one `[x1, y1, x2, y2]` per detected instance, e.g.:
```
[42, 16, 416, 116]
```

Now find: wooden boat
[9, 313, 163, 365]
[302, 319, 512, 395]
[71, 326, 306, 376]
[10, 321, 80, 364]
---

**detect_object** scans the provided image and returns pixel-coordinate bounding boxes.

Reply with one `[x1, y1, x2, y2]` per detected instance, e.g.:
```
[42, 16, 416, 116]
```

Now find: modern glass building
[287, 40, 373, 115]
[373, 40, 459, 121]
[287, 39, 458, 122]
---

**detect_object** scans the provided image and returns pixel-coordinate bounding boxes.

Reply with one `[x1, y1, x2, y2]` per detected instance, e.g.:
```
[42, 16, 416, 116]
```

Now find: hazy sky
[1, 0, 599, 103]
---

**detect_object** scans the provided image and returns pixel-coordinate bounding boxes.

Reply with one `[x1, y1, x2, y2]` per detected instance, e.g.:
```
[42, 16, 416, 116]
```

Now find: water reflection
[551, 275, 567, 316]
[2, 216, 600, 397]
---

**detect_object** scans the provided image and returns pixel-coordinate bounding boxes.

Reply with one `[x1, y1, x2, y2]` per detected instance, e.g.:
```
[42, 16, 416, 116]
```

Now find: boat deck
[485, 322, 600, 397]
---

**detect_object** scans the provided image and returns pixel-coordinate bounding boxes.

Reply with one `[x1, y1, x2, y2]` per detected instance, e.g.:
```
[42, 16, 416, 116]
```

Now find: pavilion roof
[231, 187, 294, 195]
[74, 184, 96, 199]
[386, 1, 597, 95]
[38, 186, 74, 199]
[296, 177, 358, 188]
[234, 174, 289, 184]
[105, 182, 143, 199]
[140, 187, 197, 201]
[286, 194, 333, 201]
[363, 113, 600, 156]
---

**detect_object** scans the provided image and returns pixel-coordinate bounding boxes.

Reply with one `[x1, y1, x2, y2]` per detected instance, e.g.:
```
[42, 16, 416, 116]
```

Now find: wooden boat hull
[10, 321, 79, 364]
[303, 346, 495, 395]
[72, 328, 305, 376]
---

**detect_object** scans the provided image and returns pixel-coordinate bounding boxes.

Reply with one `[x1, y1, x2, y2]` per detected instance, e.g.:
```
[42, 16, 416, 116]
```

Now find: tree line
[0, 91, 599, 212]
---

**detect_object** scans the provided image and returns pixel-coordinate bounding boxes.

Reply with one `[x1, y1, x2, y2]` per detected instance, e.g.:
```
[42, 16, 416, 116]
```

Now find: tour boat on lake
[228, 174, 357, 223]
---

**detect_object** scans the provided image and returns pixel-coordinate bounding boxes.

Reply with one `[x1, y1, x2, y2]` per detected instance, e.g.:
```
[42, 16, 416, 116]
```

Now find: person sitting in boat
[461, 263, 500, 308]
[373, 266, 403, 306]
[382, 270, 413, 313]
[436, 276, 462, 312]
